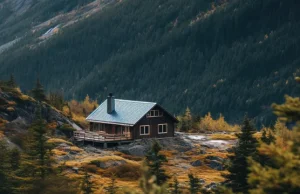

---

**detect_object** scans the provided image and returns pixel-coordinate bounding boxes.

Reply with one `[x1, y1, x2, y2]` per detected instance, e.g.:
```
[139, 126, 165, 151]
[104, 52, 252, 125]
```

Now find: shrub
[198, 113, 240, 132]
[83, 164, 99, 173]
[102, 163, 141, 180]
[90, 160, 101, 167]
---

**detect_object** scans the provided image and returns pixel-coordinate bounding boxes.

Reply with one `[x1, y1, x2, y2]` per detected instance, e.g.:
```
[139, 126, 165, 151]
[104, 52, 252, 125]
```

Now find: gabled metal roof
[86, 99, 157, 126]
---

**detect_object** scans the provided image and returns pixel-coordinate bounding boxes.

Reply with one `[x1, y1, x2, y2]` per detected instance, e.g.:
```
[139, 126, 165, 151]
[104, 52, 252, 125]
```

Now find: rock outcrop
[0, 90, 77, 132]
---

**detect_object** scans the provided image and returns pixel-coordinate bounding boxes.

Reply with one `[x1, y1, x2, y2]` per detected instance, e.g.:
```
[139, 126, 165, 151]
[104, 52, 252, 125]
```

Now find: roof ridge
[115, 99, 156, 104]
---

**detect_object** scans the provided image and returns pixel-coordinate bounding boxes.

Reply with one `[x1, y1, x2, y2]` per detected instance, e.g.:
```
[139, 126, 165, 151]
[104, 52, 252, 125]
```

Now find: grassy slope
[0, 0, 300, 125]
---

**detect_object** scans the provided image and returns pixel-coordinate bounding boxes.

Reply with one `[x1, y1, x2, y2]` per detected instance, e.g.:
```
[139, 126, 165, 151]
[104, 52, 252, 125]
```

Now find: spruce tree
[224, 116, 258, 193]
[48, 91, 65, 110]
[106, 174, 117, 194]
[188, 173, 201, 194]
[145, 141, 169, 185]
[7, 74, 17, 88]
[14, 106, 52, 193]
[171, 176, 181, 194]
[180, 107, 193, 131]
[32, 78, 47, 102]
[81, 171, 93, 194]
[9, 148, 21, 171]
[27, 106, 52, 179]
[0, 141, 13, 194]
[126, 160, 167, 194]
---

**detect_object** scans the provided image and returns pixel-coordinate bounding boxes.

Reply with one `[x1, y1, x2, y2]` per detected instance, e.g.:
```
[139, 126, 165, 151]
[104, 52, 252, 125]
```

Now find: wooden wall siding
[133, 105, 175, 139]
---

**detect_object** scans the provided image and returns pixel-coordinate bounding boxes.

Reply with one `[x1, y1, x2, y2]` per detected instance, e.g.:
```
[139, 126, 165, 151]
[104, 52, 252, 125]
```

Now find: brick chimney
[107, 93, 115, 114]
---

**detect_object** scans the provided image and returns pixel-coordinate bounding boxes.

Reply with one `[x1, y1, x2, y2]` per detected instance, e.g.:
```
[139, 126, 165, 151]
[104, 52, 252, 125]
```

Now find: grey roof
[86, 99, 157, 126]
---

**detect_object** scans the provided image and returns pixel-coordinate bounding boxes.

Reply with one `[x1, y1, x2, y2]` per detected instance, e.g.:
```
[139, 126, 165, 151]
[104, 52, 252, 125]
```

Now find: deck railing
[73, 131, 132, 142]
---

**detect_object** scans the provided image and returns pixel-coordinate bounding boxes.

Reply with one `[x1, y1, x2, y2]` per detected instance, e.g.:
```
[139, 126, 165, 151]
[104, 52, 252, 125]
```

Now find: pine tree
[181, 107, 193, 131]
[9, 148, 21, 171]
[224, 116, 258, 193]
[48, 91, 65, 110]
[248, 77, 300, 193]
[81, 171, 93, 194]
[106, 174, 117, 194]
[0, 141, 13, 194]
[145, 141, 169, 185]
[171, 176, 181, 194]
[14, 106, 53, 193]
[7, 74, 17, 88]
[27, 106, 52, 179]
[32, 78, 47, 102]
[126, 160, 167, 194]
[188, 173, 201, 194]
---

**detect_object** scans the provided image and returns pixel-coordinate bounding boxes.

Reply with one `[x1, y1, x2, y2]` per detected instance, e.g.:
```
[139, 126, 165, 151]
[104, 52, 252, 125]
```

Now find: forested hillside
[1, 0, 300, 125]
[0, 0, 96, 45]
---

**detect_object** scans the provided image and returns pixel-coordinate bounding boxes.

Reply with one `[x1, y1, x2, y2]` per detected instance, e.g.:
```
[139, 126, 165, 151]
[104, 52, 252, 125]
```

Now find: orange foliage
[198, 113, 240, 132]
[69, 95, 98, 117]
[47, 121, 57, 129]
[274, 119, 294, 148]
[68, 95, 98, 128]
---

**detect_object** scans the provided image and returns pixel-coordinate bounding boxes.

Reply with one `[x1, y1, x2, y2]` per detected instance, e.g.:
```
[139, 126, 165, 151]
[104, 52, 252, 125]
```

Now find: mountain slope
[0, 0, 300, 125]
[0, 0, 116, 47]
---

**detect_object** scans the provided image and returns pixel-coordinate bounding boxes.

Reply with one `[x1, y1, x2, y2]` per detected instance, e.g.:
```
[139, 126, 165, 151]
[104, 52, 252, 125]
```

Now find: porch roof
[86, 99, 156, 126]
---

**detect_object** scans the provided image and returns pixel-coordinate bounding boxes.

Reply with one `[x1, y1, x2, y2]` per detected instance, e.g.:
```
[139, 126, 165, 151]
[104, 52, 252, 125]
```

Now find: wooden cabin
[73, 93, 178, 145]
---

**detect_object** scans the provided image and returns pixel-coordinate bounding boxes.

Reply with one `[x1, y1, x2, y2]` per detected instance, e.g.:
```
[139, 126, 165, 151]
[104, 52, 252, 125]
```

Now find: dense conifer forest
[0, 0, 300, 125]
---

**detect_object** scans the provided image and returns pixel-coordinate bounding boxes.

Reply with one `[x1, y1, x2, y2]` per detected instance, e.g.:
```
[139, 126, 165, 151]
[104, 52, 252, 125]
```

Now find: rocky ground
[48, 132, 237, 193]
[0, 90, 238, 192]
[0, 89, 82, 131]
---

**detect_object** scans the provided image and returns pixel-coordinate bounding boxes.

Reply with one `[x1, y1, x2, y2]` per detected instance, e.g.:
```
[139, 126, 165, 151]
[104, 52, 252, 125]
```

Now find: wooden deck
[73, 131, 133, 143]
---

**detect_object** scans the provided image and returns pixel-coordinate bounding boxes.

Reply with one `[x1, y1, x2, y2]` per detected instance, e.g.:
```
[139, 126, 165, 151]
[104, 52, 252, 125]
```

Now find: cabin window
[147, 110, 163, 117]
[158, 124, 168, 134]
[140, 125, 150, 135]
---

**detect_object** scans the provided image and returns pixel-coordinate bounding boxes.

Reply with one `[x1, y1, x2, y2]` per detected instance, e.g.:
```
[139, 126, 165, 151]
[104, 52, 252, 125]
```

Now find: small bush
[59, 124, 75, 132]
[90, 160, 101, 167]
[83, 164, 99, 173]
[102, 163, 141, 180]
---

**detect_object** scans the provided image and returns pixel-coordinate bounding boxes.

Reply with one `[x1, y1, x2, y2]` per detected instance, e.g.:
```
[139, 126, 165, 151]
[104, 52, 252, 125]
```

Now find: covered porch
[73, 122, 133, 143]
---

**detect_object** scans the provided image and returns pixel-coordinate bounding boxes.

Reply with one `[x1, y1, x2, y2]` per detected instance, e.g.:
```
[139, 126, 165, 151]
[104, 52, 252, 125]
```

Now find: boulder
[127, 145, 147, 156]
[5, 117, 28, 131]
[99, 160, 126, 169]
[205, 182, 219, 190]
[205, 156, 224, 162]
[199, 178, 206, 185]
[226, 147, 234, 153]
[190, 160, 202, 167]
[57, 154, 74, 162]
[84, 145, 103, 154]
[207, 160, 223, 171]
[72, 167, 79, 174]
